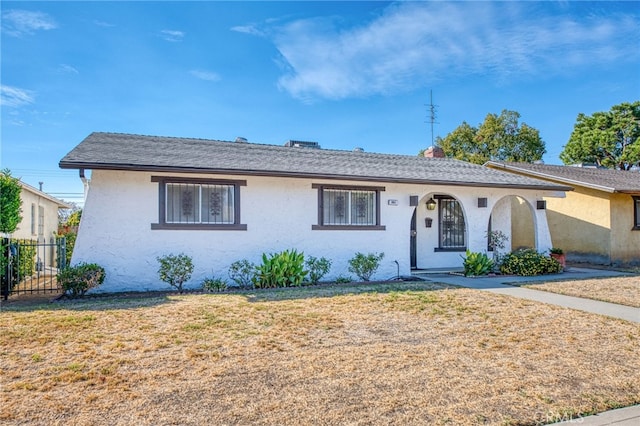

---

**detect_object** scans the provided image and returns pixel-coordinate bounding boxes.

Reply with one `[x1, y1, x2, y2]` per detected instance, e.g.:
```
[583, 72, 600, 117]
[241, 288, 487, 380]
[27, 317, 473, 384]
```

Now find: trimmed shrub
[157, 253, 194, 293]
[335, 275, 352, 284]
[253, 249, 308, 288]
[57, 263, 105, 297]
[228, 259, 256, 289]
[348, 252, 384, 281]
[305, 256, 332, 285]
[500, 249, 562, 276]
[202, 276, 228, 292]
[461, 250, 494, 277]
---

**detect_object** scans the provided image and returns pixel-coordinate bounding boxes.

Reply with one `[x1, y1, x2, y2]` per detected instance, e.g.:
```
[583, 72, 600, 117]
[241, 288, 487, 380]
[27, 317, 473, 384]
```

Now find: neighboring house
[12, 181, 71, 242]
[59, 133, 570, 292]
[486, 161, 640, 266]
[10, 181, 71, 271]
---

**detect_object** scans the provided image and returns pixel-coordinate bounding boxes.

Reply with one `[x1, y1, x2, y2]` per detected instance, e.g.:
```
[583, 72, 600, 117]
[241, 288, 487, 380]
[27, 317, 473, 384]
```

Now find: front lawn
[1, 282, 638, 425]
[524, 276, 640, 307]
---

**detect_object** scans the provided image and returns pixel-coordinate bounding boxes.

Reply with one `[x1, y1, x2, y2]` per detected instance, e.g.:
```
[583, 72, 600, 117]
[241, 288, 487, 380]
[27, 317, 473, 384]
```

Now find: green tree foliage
[0, 169, 23, 234]
[59, 203, 82, 227]
[560, 101, 640, 170]
[435, 110, 546, 165]
[66, 210, 82, 227]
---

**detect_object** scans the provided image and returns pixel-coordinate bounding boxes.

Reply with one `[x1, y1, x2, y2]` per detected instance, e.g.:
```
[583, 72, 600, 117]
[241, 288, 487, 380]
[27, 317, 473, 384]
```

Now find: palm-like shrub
[253, 249, 308, 288]
[461, 250, 494, 277]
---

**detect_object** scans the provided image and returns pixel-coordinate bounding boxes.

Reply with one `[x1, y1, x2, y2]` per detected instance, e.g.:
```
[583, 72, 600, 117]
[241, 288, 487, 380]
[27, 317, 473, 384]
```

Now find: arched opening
[490, 195, 536, 253]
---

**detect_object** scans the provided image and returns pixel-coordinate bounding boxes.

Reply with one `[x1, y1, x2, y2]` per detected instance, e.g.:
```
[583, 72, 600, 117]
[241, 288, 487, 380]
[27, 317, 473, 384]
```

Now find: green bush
[62, 232, 77, 267]
[500, 249, 562, 276]
[348, 252, 384, 281]
[57, 263, 105, 298]
[305, 256, 332, 285]
[335, 275, 352, 284]
[253, 249, 308, 288]
[202, 276, 227, 292]
[157, 253, 194, 293]
[14, 240, 36, 279]
[228, 259, 256, 289]
[461, 250, 494, 277]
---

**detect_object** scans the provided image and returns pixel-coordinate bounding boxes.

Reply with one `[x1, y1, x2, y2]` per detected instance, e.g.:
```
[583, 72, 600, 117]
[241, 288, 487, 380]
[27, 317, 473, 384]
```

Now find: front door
[410, 208, 417, 269]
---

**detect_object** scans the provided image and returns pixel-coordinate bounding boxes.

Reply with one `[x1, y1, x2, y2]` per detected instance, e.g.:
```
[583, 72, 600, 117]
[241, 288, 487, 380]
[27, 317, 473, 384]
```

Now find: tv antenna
[426, 90, 438, 147]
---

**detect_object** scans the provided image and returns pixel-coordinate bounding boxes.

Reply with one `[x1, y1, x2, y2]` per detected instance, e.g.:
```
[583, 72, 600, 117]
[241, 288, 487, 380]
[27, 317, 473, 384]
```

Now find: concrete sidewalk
[550, 404, 640, 425]
[414, 267, 639, 323]
[414, 267, 640, 425]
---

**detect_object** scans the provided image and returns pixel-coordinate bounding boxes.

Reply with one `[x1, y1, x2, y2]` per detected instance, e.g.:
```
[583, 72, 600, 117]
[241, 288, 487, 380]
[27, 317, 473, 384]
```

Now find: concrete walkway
[414, 267, 640, 425]
[413, 267, 639, 323]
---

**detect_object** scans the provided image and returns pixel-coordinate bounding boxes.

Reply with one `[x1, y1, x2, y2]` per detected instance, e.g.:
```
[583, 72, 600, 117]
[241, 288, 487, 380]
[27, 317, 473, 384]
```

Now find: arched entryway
[490, 195, 536, 252]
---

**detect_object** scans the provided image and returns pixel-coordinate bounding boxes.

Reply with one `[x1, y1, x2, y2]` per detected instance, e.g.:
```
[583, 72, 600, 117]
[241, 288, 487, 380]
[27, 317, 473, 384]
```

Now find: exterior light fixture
[426, 197, 437, 210]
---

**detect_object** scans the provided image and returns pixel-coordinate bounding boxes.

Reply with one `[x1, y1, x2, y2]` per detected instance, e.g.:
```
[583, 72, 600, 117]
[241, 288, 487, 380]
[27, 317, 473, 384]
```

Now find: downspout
[79, 168, 90, 202]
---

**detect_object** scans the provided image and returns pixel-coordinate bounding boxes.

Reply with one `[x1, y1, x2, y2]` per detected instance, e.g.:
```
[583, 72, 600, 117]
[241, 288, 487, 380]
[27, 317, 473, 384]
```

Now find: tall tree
[0, 169, 23, 235]
[434, 110, 546, 165]
[560, 101, 640, 170]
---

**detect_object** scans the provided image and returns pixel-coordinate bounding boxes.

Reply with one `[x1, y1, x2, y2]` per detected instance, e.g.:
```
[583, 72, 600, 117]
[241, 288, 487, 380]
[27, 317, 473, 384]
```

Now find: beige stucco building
[12, 181, 71, 242]
[487, 162, 640, 267]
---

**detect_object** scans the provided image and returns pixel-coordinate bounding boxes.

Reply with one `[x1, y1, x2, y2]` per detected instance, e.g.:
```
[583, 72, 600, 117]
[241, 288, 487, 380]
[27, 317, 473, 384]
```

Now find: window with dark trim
[312, 184, 385, 230]
[151, 176, 247, 230]
[633, 196, 640, 230]
[435, 196, 466, 251]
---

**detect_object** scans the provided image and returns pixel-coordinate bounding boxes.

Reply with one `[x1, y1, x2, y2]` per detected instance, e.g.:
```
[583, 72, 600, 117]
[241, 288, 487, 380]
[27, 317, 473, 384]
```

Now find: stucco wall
[510, 196, 535, 249]
[609, 193, 640, 266]
[545, 187, 612, 264]
[13, 187, 62, 243]
[73, 170, 557, 292]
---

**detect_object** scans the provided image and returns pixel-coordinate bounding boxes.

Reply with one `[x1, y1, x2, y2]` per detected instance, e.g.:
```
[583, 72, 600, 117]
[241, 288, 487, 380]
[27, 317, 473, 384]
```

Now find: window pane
[351, 191, 375, 225]
[166, 183, 199, 223]
[323, 190, 350, 225]
[635, 199, 640, 227]
[440, 199, 466, 248]
[201, 185, 235, 224]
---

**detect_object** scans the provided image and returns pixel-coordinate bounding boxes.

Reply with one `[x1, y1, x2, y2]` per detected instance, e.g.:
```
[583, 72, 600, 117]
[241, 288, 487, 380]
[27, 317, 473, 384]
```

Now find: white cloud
[189, 70, 221, 82]
[231, 24, 264, 37]
[248, 2, 640, 101]
[0, 85, 35, 108]
[58, 64, 79, 74]
[160, 29, 185, 42]
[1, 9, 57, 37]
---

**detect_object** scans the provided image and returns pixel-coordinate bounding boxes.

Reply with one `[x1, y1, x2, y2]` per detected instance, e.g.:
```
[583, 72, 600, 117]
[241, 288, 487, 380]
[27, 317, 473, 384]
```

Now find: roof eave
[59, 161, 569, 192]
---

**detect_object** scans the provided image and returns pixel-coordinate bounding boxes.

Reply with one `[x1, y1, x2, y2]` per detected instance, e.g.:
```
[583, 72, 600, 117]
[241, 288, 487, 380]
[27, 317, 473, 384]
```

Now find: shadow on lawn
[0, 290, 181, 312]
[0, 280, 458, 312]
[240, 280, 456, 303]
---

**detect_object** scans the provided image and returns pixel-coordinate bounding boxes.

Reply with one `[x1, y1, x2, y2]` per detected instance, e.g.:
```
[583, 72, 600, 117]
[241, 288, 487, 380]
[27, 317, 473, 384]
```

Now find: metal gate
[1, 237, 67, 300]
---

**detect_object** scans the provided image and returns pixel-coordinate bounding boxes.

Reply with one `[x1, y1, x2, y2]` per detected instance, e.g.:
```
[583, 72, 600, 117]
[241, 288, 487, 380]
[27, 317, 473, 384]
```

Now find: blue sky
[2, 1, 639, 206]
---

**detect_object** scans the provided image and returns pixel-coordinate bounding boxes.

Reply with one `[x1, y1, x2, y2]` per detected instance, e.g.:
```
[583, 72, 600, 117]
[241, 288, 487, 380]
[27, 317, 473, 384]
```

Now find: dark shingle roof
[59, 132, 571, 191]
[486, 161, 640, 194]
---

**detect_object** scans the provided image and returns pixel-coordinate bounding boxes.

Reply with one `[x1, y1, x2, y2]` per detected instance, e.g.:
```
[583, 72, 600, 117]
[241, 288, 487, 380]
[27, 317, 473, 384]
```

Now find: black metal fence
[1, 237, 67, 300]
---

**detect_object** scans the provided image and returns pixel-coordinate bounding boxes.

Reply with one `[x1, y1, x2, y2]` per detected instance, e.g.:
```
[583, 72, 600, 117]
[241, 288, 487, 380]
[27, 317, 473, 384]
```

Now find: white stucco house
[59, 132, 570, 292]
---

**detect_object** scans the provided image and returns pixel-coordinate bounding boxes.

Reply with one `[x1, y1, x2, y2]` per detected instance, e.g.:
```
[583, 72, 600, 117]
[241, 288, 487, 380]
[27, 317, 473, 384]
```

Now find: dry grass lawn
[1, 282, 639, 426]
[524, 276, 640, 307]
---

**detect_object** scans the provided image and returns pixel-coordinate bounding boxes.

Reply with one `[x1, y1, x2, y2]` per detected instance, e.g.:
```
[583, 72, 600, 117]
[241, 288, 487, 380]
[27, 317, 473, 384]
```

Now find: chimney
[423, 146, 445, 158]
